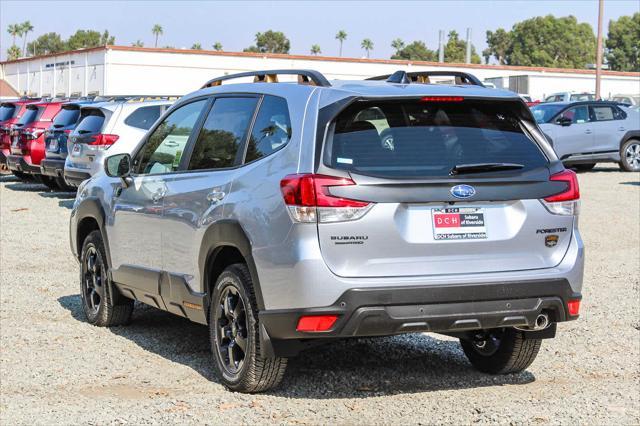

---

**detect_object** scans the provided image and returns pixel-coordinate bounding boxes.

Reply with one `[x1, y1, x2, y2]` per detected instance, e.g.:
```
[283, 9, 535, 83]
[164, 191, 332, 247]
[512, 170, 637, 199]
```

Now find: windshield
[0, 104, 17, 121]
[325, 99, 548, 178]
[16, 107, 41, 126]
[531, 104, 565, 124]
[52, 106, 81, 127]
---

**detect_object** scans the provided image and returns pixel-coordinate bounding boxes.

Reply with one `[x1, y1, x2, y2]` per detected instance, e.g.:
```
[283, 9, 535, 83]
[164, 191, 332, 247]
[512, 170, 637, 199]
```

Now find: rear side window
[0, 104, 16, 121]
[570, 94, 594, 101]
[16, 107, 42, 125]
[325, 99, 548, 178]
[591, 105, 625, 121]
[245, 95, 291, 163]
[188, 97, 258, 171]
[52, 106, 81, 127]
[75, 109, 106, 134]
[124, 105, 163, 130]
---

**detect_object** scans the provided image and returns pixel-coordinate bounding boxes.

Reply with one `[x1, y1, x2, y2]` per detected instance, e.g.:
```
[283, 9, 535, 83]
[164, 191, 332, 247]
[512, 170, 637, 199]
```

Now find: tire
[37, 175, 60, 190]
[80, 230, 134, 327]
[619, 139, 640, 172]
[460, 328, 541, 374]
[573, 163, 596, 172]
[209, 263, 287, 393]
[11, 171, 32, 181]
[55, 176, 75, 192]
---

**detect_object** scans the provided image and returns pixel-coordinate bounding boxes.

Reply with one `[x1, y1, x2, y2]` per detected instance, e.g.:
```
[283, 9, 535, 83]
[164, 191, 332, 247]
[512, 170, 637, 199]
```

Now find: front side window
[245, 96, 291, 163]
[135, 100, 207, 175]
[557, 106, 590, 124]
[125, 105, 163, 130]
[531, 104, 564, 124]
[325, 99, 547, 178]
[188, 97, 258, 170]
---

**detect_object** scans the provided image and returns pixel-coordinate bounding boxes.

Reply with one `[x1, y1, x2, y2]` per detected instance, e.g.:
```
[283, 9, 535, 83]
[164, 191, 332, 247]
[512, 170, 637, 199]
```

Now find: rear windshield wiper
[450, 162, 524, 175]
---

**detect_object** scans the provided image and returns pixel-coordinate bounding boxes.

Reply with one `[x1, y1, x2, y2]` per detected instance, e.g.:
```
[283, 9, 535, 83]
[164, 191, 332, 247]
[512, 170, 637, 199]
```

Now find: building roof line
[2, 45, 639, 78]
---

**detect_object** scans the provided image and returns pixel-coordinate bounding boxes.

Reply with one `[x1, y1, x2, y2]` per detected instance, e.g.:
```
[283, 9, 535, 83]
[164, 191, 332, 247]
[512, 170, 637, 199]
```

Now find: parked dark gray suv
[70, 70, 584, 392]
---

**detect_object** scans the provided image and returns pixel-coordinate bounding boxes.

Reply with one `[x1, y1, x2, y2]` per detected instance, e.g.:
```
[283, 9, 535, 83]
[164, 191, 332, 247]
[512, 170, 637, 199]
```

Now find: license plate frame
[431, 207, 487, 241]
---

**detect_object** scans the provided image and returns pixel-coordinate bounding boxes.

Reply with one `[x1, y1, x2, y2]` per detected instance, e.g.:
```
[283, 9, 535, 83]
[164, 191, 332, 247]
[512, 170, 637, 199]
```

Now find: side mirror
[105, 153, 132, 178]
[557, 116, 572, 126]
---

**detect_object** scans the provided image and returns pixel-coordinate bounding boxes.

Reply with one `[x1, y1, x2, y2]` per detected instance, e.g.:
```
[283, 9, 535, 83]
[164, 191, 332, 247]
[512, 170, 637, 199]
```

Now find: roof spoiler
[367, 70, 485, 87]
[201, 69, 331, 88]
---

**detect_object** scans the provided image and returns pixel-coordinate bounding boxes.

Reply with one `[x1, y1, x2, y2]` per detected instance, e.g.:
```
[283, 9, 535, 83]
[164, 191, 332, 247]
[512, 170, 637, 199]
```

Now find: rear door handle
[207, 190, 226, 203]
[618, 127, 626, 131]
[584, 130, 592, 134]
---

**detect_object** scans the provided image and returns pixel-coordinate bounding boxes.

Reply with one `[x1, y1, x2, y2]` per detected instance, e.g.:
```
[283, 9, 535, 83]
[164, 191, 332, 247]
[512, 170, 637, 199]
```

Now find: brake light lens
[296, 315, 338, 332]
[567, 299, 581, 316]
[88, 134, 119, 150]
[421, 96, 464, 102]
[280, 174, 372, 223]
[541, 169, 580, 216]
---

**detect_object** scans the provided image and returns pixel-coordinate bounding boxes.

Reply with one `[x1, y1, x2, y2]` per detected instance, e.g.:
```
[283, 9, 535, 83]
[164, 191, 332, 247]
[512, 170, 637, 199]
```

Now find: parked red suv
[1, 99, 40, 178]
[7, 100, 66, 189]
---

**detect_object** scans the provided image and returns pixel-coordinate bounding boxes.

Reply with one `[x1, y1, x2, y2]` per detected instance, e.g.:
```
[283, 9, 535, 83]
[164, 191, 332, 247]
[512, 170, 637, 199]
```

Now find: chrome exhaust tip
[533, 313, 550, 330]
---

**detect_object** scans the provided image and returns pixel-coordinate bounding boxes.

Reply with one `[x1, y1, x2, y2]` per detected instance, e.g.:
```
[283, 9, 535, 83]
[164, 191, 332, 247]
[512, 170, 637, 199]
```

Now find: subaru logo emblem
[450, 184, 476, 199]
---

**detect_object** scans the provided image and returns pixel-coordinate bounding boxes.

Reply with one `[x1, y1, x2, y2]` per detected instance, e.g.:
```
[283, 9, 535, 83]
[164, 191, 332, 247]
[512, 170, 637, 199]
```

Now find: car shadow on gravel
[3, 181, 48, 192]
[620, 181, 639, 186]
[58, 294, 535, 398]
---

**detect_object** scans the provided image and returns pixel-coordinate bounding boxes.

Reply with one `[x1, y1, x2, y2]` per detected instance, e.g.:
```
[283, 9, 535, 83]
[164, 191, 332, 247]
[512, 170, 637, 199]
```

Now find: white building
[1, 45, 638, 100]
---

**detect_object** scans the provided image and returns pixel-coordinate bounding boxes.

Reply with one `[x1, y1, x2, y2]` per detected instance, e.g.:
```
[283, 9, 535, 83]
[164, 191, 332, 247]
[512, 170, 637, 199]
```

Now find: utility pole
[595, 0, 604, 99]
[465, 28, 472, 64]
[438, 30, 444, 63]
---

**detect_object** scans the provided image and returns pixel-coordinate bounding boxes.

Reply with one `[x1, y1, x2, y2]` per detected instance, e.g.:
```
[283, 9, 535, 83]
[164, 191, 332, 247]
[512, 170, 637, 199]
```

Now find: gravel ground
[1, 168, 639, 425]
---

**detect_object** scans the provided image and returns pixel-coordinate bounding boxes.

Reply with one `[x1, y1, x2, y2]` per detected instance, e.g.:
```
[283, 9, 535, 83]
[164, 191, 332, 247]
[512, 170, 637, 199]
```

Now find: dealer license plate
[432, 207, 487, 240]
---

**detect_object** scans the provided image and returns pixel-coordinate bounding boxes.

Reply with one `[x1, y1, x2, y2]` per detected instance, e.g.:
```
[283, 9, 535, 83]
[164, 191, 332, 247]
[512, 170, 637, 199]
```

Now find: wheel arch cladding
[198, 220, 266, 310]
[74, 197, 109, 264]
[621, 130, 640, 147]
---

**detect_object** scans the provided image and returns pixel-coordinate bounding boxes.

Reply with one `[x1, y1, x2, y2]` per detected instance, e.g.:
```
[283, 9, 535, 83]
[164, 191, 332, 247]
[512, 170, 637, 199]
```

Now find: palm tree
[361, 38, 374, 58]
[20, 21, 34, 57]
[7, 23, 21, 46]
[191, 43, 202, 50]
[391, 38, 405, 55]
[310, 44, 321, 55]
[335, 30, 347, 57]
[212, 42, 223, 51]
[151, 24, 163, 48]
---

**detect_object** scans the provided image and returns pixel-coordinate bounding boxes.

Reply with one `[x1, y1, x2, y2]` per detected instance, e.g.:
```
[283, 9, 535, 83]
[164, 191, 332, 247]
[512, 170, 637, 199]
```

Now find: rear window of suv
[52, 106, 81, 128]
[16, 106, 42, 125]
[324, 99, 547, 178]
[0, 104, 16, 121]
[75, 109, 106, 134]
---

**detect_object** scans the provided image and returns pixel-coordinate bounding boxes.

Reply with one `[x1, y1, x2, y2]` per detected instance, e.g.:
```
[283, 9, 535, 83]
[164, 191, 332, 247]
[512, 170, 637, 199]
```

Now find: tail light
[88, 134, 119, 150]
[541, 169, 580, 216]
[23, 128, 45, 140]
[567, 299, 581, 317]
[280, 174, 373, 223]
[296, 315, 338, 332]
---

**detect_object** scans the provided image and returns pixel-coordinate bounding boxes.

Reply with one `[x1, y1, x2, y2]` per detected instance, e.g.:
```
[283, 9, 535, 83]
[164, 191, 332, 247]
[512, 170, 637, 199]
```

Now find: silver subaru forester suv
[70, 70, 584, 393]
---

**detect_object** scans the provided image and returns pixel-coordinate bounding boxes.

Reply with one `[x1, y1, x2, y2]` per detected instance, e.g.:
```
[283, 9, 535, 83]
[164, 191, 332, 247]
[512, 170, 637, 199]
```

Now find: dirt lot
[1, 168, 638, 425]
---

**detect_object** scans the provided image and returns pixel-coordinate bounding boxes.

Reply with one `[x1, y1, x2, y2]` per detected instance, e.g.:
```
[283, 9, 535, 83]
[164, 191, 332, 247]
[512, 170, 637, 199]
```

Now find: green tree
[20, 21, 34, 57]
[391, 38, 405, 55]
[100, 30, 115, 45]
[444, 30, 481, 63]
[243, 30, 290, 54]
[606, 13, 640, 71]
[66, 30, 107, 50]
[191, 42, 202, 50]
[212, 42, 223, 51]
[152, 24, 163, 48]
[310, 44, 321, 55]
[483, 28, 511, 64]
[361, 38, 374, 58]
[507, 15, 595, 68]
[7, 23, 21, 47]
[27, 32, 65, 56]
[7, 45, 21, 60]
[335, 30, 347, 56]
[131, 40, 144, 47]
[391, 40, 437, 61]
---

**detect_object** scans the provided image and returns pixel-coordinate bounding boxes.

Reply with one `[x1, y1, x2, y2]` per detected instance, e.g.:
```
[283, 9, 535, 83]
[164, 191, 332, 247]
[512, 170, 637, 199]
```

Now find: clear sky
[1, 0, 638, 61]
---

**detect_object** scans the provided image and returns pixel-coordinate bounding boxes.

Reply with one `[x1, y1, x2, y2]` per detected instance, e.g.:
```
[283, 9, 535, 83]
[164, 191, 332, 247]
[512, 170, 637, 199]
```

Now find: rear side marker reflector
[567, 299, 580, 316]
[296, 315, 338, 332]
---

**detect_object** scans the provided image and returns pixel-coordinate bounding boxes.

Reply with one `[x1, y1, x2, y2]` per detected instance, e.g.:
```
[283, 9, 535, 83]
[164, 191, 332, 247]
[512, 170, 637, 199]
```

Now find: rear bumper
[7, 155, 40, 174]
[40, 158, 66, 177]
[63, 169, 91, 187]
[260, 278, 581, 355]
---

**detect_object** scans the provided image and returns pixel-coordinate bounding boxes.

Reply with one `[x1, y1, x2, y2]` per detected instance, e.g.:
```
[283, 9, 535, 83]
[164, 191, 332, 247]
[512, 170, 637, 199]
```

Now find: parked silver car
[63, 97, 175, 186]
[70, 70, 584, 393]
[532, 101, 640, 171]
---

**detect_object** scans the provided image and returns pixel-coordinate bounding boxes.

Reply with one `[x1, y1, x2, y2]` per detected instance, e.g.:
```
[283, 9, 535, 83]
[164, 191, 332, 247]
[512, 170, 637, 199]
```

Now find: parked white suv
[64, 97, 176, 186]
[543, 92, 595, 103]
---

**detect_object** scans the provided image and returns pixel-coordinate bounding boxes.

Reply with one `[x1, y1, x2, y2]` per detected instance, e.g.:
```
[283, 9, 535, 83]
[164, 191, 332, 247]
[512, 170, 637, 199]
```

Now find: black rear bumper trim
[40, 158, 66, 177]
[7, 155, 41, 174]
[63, 169, 91, 187]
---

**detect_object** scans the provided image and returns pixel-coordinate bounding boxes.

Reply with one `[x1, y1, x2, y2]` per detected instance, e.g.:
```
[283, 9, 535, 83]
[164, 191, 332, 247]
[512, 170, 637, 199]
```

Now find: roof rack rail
[201, 69, 331, 89]
[367, 70, 485, 87]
